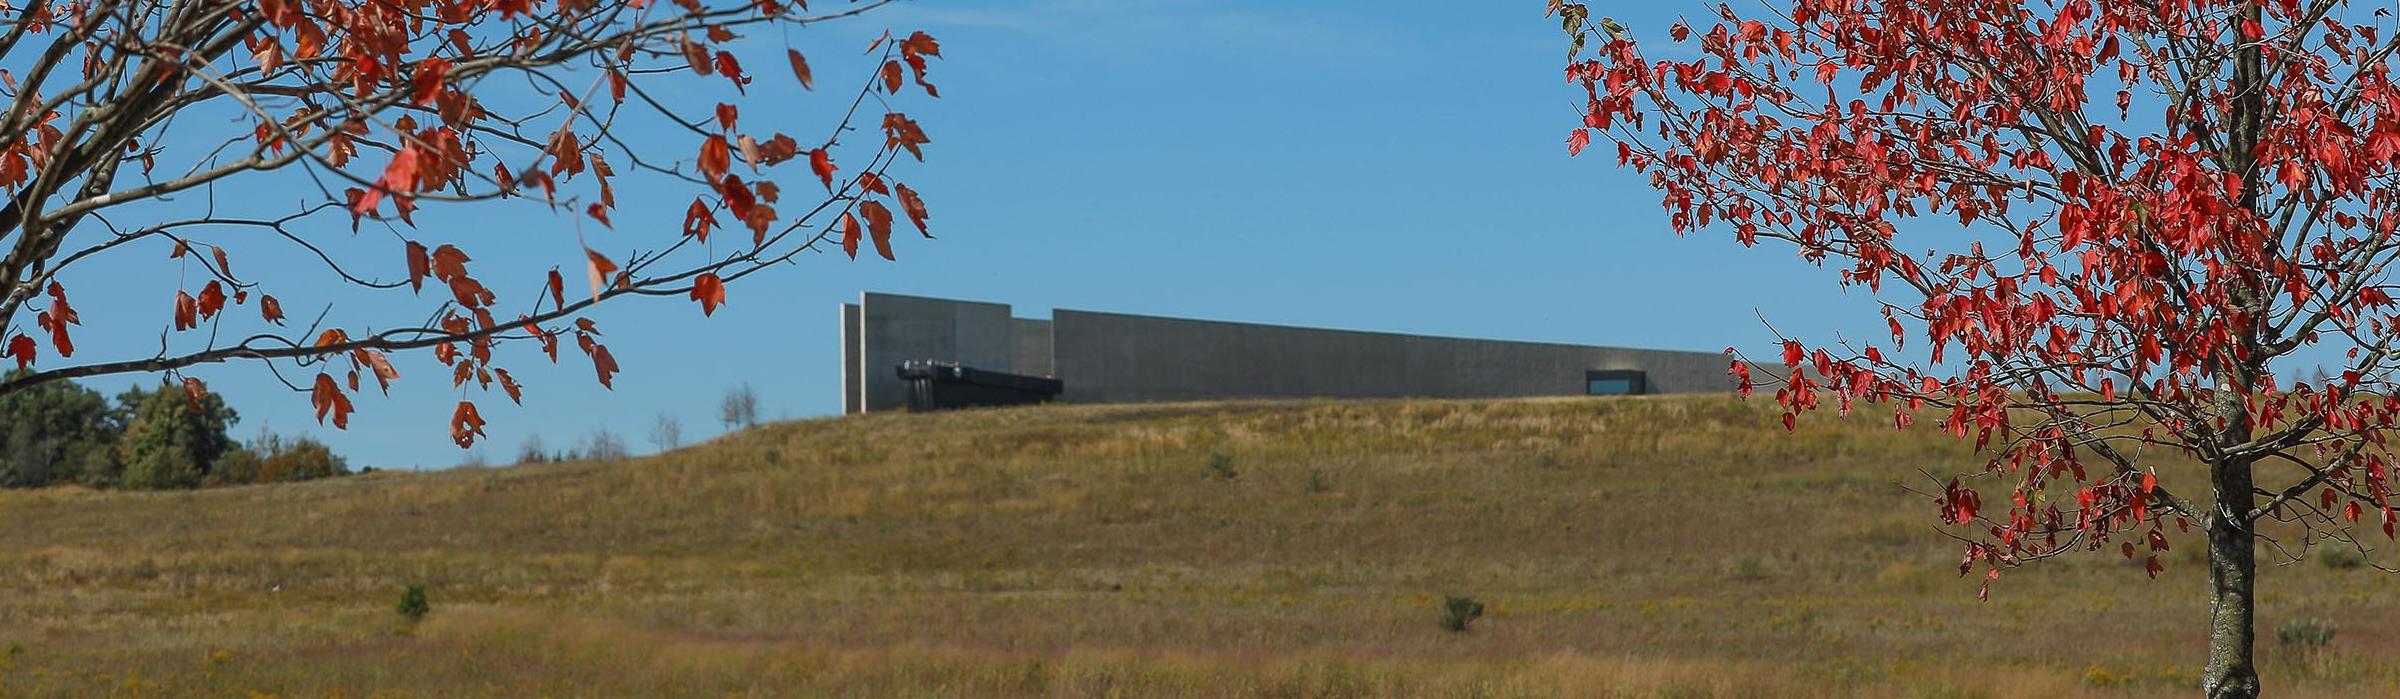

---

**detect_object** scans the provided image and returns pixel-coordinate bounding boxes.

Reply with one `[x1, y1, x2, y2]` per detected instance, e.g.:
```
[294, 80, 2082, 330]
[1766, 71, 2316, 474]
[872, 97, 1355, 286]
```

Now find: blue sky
[50, 0, 1892, 469]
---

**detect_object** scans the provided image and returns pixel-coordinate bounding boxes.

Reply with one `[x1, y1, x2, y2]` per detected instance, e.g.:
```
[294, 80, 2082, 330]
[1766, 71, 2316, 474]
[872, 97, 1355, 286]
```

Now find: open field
[4, 396, 2400, 698]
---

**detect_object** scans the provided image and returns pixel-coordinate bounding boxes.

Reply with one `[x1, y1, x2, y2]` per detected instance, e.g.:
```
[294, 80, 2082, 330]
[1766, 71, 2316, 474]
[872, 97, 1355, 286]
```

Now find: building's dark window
[1586, 370, 1647, 396]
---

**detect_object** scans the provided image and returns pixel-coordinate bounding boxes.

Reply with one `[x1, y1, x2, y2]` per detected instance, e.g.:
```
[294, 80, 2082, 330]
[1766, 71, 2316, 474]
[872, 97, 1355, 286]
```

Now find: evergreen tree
[115, 383, 238, 490]
[0, 371, 119, 488]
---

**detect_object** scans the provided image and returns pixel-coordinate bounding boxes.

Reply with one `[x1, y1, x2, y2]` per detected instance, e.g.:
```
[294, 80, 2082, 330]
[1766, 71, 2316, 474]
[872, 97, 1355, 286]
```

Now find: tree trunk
[2203, 456, 2260, 699]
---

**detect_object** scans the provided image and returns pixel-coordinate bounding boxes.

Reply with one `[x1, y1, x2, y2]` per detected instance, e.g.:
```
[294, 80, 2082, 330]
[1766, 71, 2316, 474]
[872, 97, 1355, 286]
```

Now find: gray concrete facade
[1048, 310, 1734, 404]
[839, 292, 1739, 413]
[847, 292, 1017, 413]
[1011, 318, 1054, 379]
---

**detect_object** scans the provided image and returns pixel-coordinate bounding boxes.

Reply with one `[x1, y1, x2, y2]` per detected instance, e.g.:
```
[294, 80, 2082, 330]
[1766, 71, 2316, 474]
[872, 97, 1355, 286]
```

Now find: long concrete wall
[849, 292, 1017, 412]
[1048, 309, 1734, 404]
[1011, 318, 1054, 378]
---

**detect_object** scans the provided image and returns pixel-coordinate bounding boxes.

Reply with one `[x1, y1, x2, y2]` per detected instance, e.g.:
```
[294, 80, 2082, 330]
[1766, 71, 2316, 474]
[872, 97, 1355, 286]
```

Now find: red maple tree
[1557, 1, 2400, 695]
[0, 0, 941, 449]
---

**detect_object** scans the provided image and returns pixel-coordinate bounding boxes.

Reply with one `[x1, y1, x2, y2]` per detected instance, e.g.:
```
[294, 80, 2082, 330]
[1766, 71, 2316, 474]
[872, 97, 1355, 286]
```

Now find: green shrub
[1305, 469, 1330, 493]
[2276, 618, 2335, 652]
[256, 437, 348, 483]
[1438, 595, 1484, 633]
[1205, 452, 1237, 481]
[396, 584, 431, 622]
[2315, 545, 2366, 570]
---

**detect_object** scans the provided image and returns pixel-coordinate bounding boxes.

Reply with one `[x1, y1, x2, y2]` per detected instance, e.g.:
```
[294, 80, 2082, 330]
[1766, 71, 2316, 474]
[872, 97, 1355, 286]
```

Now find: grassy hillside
[2, 396, 2397, 698]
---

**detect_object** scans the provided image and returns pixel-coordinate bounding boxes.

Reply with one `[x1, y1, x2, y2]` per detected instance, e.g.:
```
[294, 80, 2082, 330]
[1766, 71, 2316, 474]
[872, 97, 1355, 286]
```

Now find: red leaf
[589, 343, 619, 389]
[713, 51, 747, 93]
[715, 103, 738, 131]
[195, 281, 226, 321]
[450, 400, 487, 448]
[681, 36, 712, 75]
[896, 183, 931, 235]
[1567, 128, 1592, 156]
[411, 57, 452, 106]
[311, 372, 354, 429]
[841, 212, 862, 259]
[881, 59, 903, 93]
[684, 198, 719, 243]
[404, 241, 431, 293]
[690, 273, 726, 316]
[354, 147, 422, 217]
[5, 334, 31, 370]
[37, 283, 76, 357]
[584, 248, 618, 301]
[547, 269, 566, 311]
[808, 148, 835, 189]
[787, 49, 814, 90]
[496, 367, 523, 404]
[860, 200, 896, 261]
[181, 377, 208, 414]
[698, 135, 732, 182]
[360, 349, 399, 394]
[904, 31, 941, 58]
[172, 290, 198, 330]
[430, 245, 471, 281]
[882, 113, 929, 160]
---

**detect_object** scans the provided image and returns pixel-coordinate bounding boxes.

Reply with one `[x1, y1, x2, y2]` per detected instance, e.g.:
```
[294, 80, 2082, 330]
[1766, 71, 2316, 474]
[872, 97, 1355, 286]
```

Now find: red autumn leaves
[690, 274, 727, 316]
[5, 2, 943, 454]
[1552, 0, 2400, 601]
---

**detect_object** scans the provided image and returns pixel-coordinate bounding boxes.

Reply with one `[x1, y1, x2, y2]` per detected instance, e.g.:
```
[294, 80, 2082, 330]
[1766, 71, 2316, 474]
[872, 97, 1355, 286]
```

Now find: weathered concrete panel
[841, 303, 863, 414]
[1012, 318, 1054, 378]
[1050, 310, 1733, 404]
[857, 292, 1016, 412]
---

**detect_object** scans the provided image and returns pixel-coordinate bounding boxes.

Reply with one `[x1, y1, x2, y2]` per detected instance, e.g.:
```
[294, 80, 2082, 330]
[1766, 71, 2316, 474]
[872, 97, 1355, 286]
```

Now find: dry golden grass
[2, 396, 2399, 697]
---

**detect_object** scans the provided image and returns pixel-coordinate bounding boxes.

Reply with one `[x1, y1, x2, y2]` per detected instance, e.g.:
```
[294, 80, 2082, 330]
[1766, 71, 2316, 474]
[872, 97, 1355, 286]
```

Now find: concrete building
[840, 291, 1741, 413]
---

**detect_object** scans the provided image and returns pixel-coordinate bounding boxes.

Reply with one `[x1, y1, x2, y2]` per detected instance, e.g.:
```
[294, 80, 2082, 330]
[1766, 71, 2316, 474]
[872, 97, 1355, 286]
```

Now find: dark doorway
[1585, 370, 1648, 396]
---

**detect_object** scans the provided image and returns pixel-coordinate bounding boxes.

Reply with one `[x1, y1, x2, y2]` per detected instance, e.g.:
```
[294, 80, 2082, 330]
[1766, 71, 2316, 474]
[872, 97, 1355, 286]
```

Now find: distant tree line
[0, 372, 349, 489]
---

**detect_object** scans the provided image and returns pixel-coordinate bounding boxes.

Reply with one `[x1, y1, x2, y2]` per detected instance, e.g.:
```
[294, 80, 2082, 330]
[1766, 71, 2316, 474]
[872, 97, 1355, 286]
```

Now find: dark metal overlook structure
[895, 360, 1063, 413]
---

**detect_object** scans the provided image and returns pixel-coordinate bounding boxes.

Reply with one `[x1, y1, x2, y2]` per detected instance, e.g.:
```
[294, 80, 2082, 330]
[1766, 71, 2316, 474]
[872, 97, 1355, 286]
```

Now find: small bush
[575, 429, 630, 461]
[1438, 595, 1485, 633]
[515, 435, 549, 465]
[2316, 545, 2366, 570]
[1305, 469, 1330, 493]
[2276, 618, 2335, 652]
[1205, 452, 1237, 481]
[395, 584, 431, 622]
[1724, 555, 1771, 582]
[2080, 664, 2127, 688]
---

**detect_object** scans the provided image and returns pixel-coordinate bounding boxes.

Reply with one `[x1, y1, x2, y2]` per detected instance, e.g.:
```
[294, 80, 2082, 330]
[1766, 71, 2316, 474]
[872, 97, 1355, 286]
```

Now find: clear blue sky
[55, 1, 1891, 469]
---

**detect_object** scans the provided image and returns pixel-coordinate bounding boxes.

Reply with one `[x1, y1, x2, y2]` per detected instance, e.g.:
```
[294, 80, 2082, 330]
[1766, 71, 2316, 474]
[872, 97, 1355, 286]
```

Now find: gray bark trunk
[2202, 458, 2260, 699]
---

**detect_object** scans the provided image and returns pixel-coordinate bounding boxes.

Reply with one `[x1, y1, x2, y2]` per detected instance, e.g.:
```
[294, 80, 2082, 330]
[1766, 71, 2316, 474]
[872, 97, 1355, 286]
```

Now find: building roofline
[1048, 307, 1727, 359]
